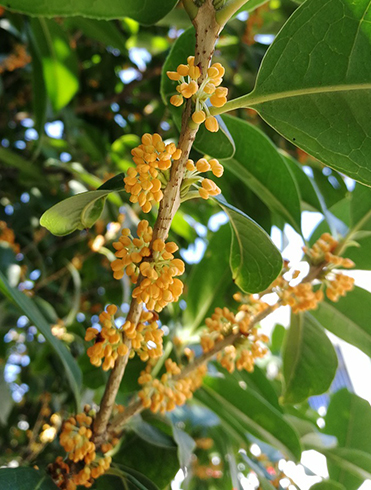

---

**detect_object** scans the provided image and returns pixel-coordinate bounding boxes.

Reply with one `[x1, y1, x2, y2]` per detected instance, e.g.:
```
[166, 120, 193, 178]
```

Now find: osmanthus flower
[166, 56, 228, 132]
[302, 233, 355, 302]
[85, 304, 129, 371]
[200, 305, 270, 373]
[59, 412, 95, 464]
[111, 220, 185, 312]
[124, 133, 182, 213]
[138, 359, 207, 413]
[181, 157, 223, 200]
[121, 310, 164, 361]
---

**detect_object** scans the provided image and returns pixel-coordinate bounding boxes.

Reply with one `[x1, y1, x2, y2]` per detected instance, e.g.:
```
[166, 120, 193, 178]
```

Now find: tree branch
[93, 0, 222, 442]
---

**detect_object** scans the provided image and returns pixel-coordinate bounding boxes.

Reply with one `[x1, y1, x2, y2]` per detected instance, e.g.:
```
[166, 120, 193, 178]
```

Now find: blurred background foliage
[1, 0, 371, 489]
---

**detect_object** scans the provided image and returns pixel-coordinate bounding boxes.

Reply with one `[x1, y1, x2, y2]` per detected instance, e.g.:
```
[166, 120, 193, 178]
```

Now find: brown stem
[93, 1, 221, 441]
[107, 301, 277, 433]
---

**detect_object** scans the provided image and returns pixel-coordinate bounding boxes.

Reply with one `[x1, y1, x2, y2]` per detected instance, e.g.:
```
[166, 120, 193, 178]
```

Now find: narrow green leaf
[215, 196, 282, 293]
[323, 448, 371, 487]
[183, 224, 232, 331]
[0, 467, 58, 489]
[0, 147, 41, 180]
[283, 154, 322, 212]
[40, 173, 125, 236]
[3, 0, 178, 24]
[66, 18, 128, 53]
[172, 424, 196, 469]
[222, 115, 301, 233]
[203, 374, 302, 461]
[0, 367, 13, 426]
[218, 0, 371, 185]
[282, 312, 338, 404]
[310, 481, 346, 490]
[161, 27, 235, 159]
[31, 18, 79, 111]
[0, 271, 82, 407]
[27, 24, 47, 137]
[309, 286, 371, 358]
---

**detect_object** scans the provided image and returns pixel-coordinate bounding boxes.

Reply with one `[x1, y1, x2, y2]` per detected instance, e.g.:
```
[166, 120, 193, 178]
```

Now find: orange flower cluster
[85, 305, 128, 370]
[325, 273, 355, 302]
[111, 220, 185, 312]
[167, 57, 227, 132]
[200, 305, 270, 373]
[303, 233, 354, 269]
[51, 407, 115, 489]
[122, 310, 163, 361]
[272, 276, 324, 313]
[0, 220, 20, 253]
[182, 157, 223, 200]
[0, 44, 31, 74]
[124, 133, 182, 213]
[138, 359, 206, 413]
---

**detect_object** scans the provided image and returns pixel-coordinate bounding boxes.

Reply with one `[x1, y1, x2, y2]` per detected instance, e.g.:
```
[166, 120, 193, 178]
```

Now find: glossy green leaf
[183, 224, 232, 330]
[31, 18, 79, 111]
[0, 271, 82, 407]
[310, 481, 346, 490]
[221, 115, 301, 232]
[350, 183, 371, 233]
[203, 374, 302, 461]
[309, 286, 371, 358]
[161, 27, 235, 159]
[3, 0, 178, 24]
[0, 467, 58, 489]
[40, 173, 125, 236]
[219, 0, 371, 185]
[215, 196, 283, 293]
[282, 312, 338, 404]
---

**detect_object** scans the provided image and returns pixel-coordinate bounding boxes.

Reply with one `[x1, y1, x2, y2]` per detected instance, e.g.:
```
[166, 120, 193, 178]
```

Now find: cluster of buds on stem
[122, 310, 163, 361]
[124, 133, 182, 213]
[181, 157, 223, 201]
[200, 303, 270, 373]
[85, 305, 128, 370]
[167, 57, 227, 132]
[138, 359, 206, 413]
[50, 406, 115, 489]
[303, 233, 355, 302]
[111, 220, 185, 312]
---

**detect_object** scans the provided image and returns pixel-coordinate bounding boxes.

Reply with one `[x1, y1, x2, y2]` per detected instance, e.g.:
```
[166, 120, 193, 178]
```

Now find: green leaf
[221, 115, 301, 233]
[0, 147, 41, 181]
[27, 24, 47, 137]
[325, 389, 371, 453]
[3, 0, 178, 24]
[0, 468, 58, 489]
[66, 18, 127, 53]
[309, 286, 371, 358]
[215, 196, 283, 293]
[203, 373, 302, 461]
[161, 27, 235, 159]
[0, 271, 82, 408]
[0, 366, 13, 426]
[350, 183, 371, 233]
[183, 224, 232, 331]
[220, 0, 371, 185]
[270, 323, 286, 355]
[31, 18, 79, 112]
[323, 448, 371, 488]
[282, 312, 338, 404]
[40, 173, 125, 236]
[117, 435, 179, 488]
[310, 481, 346, 490]
[283, 154, 322, 212]
[172, 424, 196, 469]
[109, 466, 160, 490]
